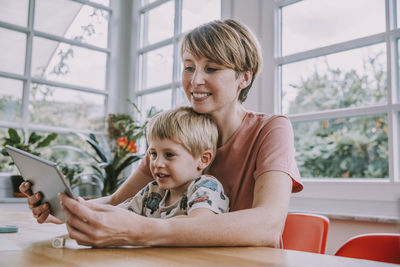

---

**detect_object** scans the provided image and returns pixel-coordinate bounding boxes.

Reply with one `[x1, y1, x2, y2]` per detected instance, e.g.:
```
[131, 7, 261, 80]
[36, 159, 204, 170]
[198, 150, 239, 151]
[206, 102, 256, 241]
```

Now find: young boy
[118, 106, 229, 218]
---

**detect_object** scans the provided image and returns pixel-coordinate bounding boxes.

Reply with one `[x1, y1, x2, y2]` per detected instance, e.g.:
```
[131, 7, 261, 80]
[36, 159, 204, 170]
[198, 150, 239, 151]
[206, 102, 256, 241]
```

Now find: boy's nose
[153, 157, 165, 167]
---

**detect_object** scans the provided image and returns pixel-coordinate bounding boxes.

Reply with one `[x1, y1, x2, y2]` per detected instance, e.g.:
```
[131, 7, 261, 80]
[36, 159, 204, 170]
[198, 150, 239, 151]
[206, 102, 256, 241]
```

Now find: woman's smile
[191, 92, 212, 101]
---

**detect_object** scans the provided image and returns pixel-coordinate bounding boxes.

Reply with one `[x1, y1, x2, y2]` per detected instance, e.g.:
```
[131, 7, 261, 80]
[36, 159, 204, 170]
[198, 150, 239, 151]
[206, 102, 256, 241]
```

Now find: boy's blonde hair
[146, 106, 218, 157]
[180, 19, 262, 103]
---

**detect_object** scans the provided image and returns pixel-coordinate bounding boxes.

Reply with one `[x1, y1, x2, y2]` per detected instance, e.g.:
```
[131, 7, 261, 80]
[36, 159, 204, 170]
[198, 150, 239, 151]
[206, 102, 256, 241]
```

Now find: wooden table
[0, 207, 397, 267]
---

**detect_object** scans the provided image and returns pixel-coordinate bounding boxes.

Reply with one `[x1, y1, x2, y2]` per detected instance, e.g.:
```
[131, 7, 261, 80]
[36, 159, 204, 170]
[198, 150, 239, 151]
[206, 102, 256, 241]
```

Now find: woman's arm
[60, 170, 292, 247]
[153, 171, 292, 247]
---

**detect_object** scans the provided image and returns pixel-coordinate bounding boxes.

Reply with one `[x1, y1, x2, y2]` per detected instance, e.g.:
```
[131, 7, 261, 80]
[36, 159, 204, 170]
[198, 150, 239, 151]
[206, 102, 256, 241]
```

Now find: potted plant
[1, 128, 58, 197]
[54, 104, 157, 196]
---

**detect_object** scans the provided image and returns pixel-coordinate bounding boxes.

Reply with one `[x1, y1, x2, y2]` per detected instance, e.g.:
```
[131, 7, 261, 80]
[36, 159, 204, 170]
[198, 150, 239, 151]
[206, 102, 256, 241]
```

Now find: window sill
[289, 209, 398, 224]
[289, 179, 400, 223]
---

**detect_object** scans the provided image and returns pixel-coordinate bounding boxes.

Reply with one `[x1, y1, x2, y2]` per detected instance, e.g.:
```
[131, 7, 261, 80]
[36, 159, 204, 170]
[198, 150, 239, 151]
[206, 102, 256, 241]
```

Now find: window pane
[282, 0, 385, 55]
[176, 87, 189, 106]
[140, 45, 173, 89]
[397, 39, 400, 102]
[182, 0, 221, 33]
[47, 132, 96, 168]
[140, 90, 172, 115]
[0, 28, 26, 75]
[29, 84, 105, 131]
[35, 0, 109, 48]
[0, 77, 23, 122]
[0, 0, 29, 26]
[293, 114, 388, 178]
[397, 0, 400, 28]
[282, 43, 386, 114]
[32, 37, 107, 90]
[141, 1, 174, 46]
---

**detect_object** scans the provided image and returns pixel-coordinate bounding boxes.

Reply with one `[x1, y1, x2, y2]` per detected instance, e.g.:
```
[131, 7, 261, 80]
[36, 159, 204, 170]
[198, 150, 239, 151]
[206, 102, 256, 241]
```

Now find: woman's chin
[191, 104, 211, 114]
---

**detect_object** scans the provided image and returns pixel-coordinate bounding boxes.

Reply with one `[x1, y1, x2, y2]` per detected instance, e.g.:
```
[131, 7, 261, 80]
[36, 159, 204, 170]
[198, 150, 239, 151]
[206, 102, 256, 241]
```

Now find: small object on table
[0, 225, 18, 233]
[52, 235, 66, 248]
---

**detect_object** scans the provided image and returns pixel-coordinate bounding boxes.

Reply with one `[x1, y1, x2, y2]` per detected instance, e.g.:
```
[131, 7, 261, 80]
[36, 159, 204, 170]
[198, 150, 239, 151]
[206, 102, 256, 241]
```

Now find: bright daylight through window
[0, 0, 111, 172]
[279, 0, 399, 180]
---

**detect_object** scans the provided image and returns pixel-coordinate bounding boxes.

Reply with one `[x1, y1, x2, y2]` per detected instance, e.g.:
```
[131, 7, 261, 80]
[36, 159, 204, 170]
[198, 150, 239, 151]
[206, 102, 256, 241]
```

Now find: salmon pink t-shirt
[139, 111, 303, 211]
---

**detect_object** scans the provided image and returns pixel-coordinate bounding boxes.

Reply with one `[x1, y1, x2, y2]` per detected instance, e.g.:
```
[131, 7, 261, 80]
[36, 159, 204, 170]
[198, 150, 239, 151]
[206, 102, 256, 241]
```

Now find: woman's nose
[191, 69, 205, 86]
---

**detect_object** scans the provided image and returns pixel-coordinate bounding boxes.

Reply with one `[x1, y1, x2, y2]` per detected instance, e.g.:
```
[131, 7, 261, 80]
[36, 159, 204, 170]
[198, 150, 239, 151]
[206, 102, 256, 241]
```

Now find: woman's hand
[59, 193, 153, 247]
[19, 181, 62, 224]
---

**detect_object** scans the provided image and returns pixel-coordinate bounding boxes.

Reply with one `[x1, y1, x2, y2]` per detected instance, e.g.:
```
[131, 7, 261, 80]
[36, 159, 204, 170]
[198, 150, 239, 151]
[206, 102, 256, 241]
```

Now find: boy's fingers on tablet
[19, 181, 33, 196]
[27, 192, 42, 208]
[32, 203, 49, 218]
[46, 215, 63, 224]
[37, 210, 50, 224]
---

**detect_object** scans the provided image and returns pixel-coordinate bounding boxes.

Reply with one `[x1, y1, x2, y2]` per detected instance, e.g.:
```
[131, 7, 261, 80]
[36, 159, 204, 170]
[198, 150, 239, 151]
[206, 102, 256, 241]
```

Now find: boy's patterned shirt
[118, 175, 229, 218]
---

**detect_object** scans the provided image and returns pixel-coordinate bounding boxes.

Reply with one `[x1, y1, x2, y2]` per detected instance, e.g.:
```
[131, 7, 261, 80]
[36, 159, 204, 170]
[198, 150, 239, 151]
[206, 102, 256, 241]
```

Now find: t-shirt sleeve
[186, 176, 229, 214]
[254, 116, 303, 193]
[117, 183, 150, 215]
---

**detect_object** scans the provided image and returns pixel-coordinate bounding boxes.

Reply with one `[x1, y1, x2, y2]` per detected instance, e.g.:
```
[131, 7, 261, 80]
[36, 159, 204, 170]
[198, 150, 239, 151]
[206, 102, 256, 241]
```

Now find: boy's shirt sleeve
[186, 175, 229, 214]
[117, 183, 151, 215]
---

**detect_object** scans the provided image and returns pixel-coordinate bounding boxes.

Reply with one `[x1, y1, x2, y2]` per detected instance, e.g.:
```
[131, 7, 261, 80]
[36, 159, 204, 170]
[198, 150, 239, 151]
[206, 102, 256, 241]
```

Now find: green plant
[1, 128, 58, 166]
[58, 162, 84, 189]
[55, 103, 158, 196]
[290, 52, 388, 178]
[85, 133, 142, 196]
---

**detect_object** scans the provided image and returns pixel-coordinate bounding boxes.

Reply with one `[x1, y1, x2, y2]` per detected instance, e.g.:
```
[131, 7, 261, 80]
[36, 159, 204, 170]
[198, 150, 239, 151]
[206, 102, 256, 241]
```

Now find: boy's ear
[197, 150, 213, 171]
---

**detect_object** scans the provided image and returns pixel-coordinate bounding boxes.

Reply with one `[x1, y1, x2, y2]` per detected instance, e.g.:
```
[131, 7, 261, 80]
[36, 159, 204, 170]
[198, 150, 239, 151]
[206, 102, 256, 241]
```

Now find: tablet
[5, 145, 75, 222]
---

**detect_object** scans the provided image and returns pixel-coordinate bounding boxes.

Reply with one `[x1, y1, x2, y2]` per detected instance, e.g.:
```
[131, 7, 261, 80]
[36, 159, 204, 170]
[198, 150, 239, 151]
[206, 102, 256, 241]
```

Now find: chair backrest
[334, 233, 400, 264]
[282, 213, 329, 254]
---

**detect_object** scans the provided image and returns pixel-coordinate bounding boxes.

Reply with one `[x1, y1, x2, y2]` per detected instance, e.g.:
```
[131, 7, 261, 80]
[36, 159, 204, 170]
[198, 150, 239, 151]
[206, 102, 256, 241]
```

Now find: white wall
[326, 219, 398, 255]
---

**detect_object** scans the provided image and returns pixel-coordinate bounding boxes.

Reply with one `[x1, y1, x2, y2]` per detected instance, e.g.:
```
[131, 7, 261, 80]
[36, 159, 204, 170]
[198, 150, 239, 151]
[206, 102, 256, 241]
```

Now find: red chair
[335, 233, 400, 264]
[282, 213, 329, 254]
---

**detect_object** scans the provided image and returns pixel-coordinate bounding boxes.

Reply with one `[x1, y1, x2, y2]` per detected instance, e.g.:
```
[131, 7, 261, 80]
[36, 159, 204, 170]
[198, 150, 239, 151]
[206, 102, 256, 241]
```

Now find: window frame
[0, 0, 114, 136]
[261, 0, 400, 220]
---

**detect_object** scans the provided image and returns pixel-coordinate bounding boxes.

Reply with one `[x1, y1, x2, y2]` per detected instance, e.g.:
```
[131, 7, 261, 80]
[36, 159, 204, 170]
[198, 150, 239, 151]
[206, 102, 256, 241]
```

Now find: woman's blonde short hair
[146, 106, 218, 157]
[181, 19, 262, 103]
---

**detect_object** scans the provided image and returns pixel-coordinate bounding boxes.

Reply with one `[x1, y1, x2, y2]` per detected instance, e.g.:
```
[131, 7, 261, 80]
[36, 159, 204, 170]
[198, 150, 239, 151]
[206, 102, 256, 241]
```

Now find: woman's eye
[206, 67, 218, 73]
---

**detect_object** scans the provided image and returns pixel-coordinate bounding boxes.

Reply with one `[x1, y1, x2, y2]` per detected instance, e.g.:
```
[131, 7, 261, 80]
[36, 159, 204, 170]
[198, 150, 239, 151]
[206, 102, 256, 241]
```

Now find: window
[0, 0, 113, 171]
[266, 0, 400, 218]
[134, 0, 221, 115]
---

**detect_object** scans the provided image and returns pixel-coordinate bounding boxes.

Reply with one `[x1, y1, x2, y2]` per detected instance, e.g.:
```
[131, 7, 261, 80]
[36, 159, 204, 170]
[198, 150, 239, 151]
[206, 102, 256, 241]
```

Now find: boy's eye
[184, 66, 194, 72]
[165, 152, 175, 158]
[150, 151, 157, 158]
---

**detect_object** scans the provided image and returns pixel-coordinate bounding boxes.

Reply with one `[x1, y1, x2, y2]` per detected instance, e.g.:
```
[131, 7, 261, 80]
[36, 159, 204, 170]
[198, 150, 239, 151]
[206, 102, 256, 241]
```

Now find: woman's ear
[197, 150, 213, 171]
[238, 71, 253, 90]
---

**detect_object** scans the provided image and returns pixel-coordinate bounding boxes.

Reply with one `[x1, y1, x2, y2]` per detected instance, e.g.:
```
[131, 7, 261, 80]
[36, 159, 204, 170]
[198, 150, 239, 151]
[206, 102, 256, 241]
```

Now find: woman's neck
[212, 105, 247, 147]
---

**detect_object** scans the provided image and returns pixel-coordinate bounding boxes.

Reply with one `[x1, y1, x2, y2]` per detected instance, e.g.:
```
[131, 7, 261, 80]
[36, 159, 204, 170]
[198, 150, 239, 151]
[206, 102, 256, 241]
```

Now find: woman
[21, 19, 303, 247]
